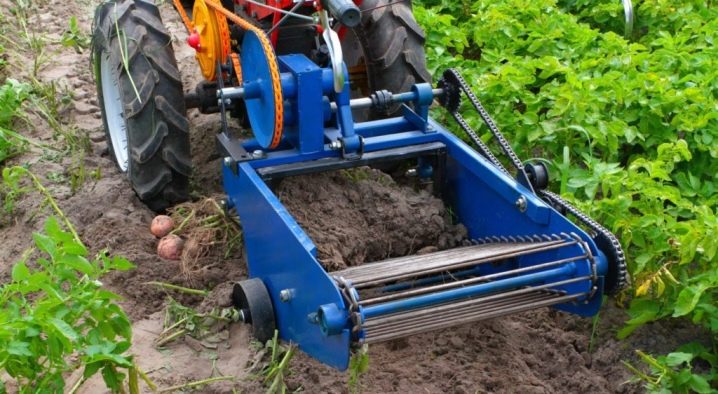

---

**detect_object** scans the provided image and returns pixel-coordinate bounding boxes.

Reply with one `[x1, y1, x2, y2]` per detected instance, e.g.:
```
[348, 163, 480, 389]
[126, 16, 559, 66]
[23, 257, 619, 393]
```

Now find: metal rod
[361, 264, 577, 319]
[360, 253, 589, 306]
[337, 240, 567, 281]
[362, 275, 590, 329]
[329, 88, 445, 112]
[349, 240, 577, 289]
[364, 292, 552, 335]
[364, 293, 586, 343]
[379, 264, 484, 293]
[338, 240, 571, 282]
[242, 0, 315, 21]
[266, 1, 305, 35]
[219, 86, 245, 99]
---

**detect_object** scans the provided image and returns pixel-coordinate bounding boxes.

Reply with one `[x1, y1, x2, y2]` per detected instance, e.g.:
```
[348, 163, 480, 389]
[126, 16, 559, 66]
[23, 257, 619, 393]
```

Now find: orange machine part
[191, 0, 231, 81]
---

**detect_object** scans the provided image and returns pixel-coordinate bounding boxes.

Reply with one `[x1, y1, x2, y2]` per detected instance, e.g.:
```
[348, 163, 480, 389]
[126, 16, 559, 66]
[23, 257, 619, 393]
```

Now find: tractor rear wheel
[92, 0, 191, 212]
[343, 0, 431, 118]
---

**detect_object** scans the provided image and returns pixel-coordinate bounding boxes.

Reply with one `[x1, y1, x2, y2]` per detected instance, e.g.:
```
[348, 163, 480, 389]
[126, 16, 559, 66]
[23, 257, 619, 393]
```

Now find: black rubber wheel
[525, 162, 549, 190]
[92, 0, 191, 212]
[232, 278, 276, 343]
[342, 0, 431, 118]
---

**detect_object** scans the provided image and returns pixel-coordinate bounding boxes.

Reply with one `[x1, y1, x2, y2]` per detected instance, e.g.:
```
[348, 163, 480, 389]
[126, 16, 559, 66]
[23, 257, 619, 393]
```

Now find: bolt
[219, 199, 228, 212]
[223, 157, 233, 168]
[426, 124, 435, 131]
[224, 98, 232, 106]
[405, 168, 418, 177]
[279, 289, 294, 302]
[252, 149, 266, 159]
[217, 98, 223, 106]
[329, 140, 342, 150]
[515, 195, 528, 213]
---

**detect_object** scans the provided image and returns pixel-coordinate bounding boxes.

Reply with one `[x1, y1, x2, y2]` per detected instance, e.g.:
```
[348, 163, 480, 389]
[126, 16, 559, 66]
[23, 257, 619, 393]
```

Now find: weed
[253, 330, 296, 394]
[348, 345, 370, 393]
[588, 306, 601, 354]
[156, 376, 236, 393]
[156, 297, 240, 347]
[61, 16, 90, 53]
[113, 3, 142, 103]
[623, 344, 717, 393]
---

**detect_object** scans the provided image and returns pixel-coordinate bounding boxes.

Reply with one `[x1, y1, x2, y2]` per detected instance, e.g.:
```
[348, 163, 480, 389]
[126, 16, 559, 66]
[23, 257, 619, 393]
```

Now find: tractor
[91, 0, 628, 370]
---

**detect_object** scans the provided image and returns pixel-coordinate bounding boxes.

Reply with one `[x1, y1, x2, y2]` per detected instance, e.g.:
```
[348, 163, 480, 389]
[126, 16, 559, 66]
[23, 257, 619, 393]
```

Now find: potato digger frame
[92, 0, 628, 370]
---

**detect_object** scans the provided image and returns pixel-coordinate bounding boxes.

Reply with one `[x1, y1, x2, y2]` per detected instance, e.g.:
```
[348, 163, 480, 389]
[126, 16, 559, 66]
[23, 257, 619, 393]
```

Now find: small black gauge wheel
[232, 278, 276, 343]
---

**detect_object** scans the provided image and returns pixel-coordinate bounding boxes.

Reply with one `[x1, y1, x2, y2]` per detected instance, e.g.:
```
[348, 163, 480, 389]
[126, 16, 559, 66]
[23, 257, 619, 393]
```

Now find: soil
[0, 0, 710, 392]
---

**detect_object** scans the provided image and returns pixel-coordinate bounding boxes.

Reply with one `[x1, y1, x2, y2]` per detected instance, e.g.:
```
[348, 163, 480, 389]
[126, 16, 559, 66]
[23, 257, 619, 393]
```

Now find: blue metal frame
[222, 53, 608, 370]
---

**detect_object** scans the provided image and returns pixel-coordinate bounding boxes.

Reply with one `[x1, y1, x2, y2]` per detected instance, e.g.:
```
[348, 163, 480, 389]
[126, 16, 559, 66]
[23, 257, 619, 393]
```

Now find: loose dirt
[0, 0, 710, 392]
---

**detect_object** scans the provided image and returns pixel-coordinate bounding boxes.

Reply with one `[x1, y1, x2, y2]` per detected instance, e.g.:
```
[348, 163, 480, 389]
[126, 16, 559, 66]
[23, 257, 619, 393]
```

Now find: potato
[157, 234, 184, 260]
[150, 215, 174, 238]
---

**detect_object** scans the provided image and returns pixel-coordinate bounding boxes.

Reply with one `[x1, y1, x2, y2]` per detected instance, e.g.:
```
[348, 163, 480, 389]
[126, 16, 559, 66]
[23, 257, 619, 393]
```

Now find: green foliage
[0, 79, 32, 163]
[61, 16, 90, 53]
[624, 343, 717, 393]
[348, 345, 370, 393]
[156, 297, 239, 347]
[415, 0, 718, 390]
[1, 166, 139, 392]
[0, 216, 136, 392]
[252, 330, 296, 394]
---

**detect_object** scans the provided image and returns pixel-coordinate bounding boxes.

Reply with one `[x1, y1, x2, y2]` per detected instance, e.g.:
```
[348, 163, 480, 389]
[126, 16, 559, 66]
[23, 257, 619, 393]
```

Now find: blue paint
[241, 30, 277, 149]
[222, 49, 614, 369]
[361, 264, 576, 319]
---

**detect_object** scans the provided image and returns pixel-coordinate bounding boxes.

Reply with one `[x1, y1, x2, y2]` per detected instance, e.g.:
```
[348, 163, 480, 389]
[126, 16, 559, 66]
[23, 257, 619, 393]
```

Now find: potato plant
[0, 167, 139, 393]
[414, 0, 718, 391]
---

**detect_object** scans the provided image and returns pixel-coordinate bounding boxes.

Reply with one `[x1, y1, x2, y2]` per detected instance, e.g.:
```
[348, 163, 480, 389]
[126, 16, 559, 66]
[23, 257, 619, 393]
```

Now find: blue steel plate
[241, 30, 276, 149]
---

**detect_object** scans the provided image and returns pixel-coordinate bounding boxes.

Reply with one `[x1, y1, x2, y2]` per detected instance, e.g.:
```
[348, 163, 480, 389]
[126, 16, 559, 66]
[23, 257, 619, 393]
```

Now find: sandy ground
[0, 0, 710, 392]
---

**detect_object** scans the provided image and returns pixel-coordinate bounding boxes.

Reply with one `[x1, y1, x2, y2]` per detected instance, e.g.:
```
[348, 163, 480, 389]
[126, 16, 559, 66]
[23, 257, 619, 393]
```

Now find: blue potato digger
[92, 0, 628, 370]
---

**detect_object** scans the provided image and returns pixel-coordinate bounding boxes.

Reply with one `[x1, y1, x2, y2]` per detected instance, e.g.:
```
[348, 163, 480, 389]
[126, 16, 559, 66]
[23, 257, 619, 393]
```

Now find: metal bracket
[216, 132, 251, 174]
[257, 142, 447, 181]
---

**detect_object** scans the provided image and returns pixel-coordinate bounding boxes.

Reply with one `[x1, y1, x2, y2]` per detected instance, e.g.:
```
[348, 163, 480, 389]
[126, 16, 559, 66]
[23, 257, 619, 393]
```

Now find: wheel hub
[99, 51, 129, 172]
[192, 0, 230, 81]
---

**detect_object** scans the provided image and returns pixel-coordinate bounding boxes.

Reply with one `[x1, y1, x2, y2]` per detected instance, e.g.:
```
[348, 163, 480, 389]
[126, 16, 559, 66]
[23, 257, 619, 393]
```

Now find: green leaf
[49, 318, 79, 342]
[109, 256, 135, 271]
[7, 341, 33, 356]
[60, 255, 95, 276]
[673, 285, 710, 317]
[689, 374, 712, 394]
[11, 261, 30, 281]
[664, 352, 693, 367]
[33, 232, 56, 258]
[101, 364, 125, 389]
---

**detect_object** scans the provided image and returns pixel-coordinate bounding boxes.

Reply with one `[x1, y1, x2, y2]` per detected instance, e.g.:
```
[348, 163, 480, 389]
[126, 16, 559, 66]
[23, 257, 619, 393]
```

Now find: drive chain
[438, 67, 628, 294]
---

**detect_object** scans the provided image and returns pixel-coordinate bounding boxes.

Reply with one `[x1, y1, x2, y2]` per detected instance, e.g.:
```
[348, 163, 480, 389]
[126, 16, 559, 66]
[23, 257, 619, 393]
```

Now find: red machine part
[235, 0, 362, 46]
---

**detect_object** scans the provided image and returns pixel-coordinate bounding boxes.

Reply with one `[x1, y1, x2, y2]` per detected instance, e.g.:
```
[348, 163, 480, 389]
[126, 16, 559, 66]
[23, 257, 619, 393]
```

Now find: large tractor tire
[92, 0, 191, 212]
[343, 0, 431, 118]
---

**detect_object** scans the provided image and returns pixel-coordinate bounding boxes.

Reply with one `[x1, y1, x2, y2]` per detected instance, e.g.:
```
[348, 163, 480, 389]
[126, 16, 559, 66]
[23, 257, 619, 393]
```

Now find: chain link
[438, 68, 628, 294]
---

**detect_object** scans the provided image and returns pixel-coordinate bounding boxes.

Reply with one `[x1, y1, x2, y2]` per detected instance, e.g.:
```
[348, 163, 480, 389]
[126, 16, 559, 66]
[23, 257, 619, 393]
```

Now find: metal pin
[329, 140, 342, 150]
[279, 289, 294, 302]
[515, 196, 527, 212]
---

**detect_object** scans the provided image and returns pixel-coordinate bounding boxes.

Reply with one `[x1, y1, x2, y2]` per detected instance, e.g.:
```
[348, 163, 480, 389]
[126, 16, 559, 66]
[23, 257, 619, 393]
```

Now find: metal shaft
[333, 239, 575, 289]
[363, 292, 585, 343]
[359, 253, 589, 306]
